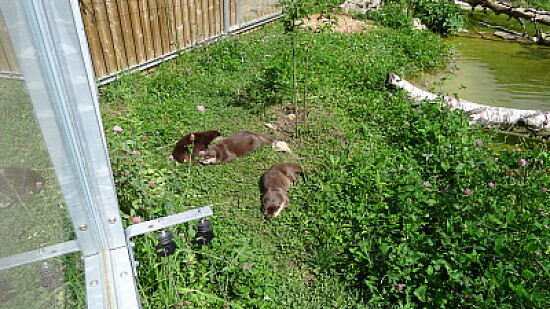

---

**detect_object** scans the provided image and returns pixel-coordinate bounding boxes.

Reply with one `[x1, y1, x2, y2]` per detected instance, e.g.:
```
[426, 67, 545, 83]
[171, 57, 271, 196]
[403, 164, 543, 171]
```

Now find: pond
[413, 36, 550, 112]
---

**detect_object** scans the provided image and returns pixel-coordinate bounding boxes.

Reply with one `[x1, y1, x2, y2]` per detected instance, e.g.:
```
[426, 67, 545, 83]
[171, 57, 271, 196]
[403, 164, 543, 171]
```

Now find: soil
[299, 14, 375, 34]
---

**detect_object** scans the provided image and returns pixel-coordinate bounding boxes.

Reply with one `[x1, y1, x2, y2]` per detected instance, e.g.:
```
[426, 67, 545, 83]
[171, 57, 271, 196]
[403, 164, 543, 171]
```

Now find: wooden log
[459, 0, 550, 26]
[387, 73, 550, 137]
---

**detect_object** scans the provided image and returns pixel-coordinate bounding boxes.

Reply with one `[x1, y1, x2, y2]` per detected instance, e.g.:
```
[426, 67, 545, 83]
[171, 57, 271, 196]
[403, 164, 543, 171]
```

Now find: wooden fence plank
[116, 0, 137, 67]
[0, 11, 20, 73]
[157, 0, 171, 54]
[128, 0, 147, 64]
[195, 0, 205, 41]
[230, 0, 237, 27]
[147, 0, 163, 58]
[105, 0, 127, 70]
[138, 0, 155, 60]
[201, 0, 209, 38]
[174, 0, 184, 46]
[213, 0, 221, 35]
[79, 1, 105, 77]
[181, 0, 192, 45]
[91, 0, 117, 74]
[188, 0, 197, 43]
[207, 0, 215, 37]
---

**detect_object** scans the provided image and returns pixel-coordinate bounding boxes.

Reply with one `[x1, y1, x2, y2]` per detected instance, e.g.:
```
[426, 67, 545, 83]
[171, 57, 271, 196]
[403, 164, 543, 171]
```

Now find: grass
[99, 17, 549, 309]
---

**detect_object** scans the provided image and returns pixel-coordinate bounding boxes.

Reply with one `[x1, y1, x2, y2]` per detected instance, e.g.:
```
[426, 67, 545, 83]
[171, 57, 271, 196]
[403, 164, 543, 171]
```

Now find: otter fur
[261, 162, 302, 219]
[0, 167, 45, 209]
[172, 130, 221, 163]
[200, 130, 274, 164]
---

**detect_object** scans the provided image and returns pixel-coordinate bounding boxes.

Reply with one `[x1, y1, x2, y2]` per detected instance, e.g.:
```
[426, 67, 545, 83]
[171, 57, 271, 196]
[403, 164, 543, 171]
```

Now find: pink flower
[535, 251, 540, 255]
[464, 189, 472, 195]
[113, 125, 123, 132]
[132, 151, 139, 157]
[243, 264, 250, 270]
[196, 105, 206, 112]
[422, 182, 430, 187]
[186, 67, 192, 71]
[60, 264, 67, 270]
[131, 217, 142, 224]
[488, 182, 495, 188]
[519, 159, 526, 166]
[148, 181, 155, 187]
[541, 188, 547, 193]
[476, 139, 483, 146]
[178, 233, 185, 237]
[545, 225, 549, 229]
[167, 155, 174, 161]
[198, 150, 206, 156]
[36, 181, 44, 189]
[397, 283, 404, 291]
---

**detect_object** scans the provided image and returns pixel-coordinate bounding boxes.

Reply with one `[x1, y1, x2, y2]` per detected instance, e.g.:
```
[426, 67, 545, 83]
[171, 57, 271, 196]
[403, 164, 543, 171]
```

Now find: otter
[200, 130, 275, 164]
[172, 130, 222, 163]
[0, 167, 45, 209]
[260, 162, 302, 219]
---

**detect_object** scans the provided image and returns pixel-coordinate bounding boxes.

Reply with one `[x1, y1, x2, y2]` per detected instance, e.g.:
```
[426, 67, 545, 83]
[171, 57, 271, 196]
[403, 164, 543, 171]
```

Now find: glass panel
[0, 254, 85, 309]
[0, 21, 75, 258]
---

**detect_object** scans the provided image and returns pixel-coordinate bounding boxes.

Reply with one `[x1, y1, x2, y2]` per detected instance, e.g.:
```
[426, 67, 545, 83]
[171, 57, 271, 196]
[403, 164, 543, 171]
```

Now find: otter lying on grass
[260, 162, 302, 219]
[172, 130, 222, 163]
[199, 130, 275, 164]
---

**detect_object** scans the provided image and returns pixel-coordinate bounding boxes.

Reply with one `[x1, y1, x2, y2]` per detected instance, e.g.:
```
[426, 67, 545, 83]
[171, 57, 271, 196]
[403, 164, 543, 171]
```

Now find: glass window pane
[0, 28, 74, 258]
[0, 254, 84, 308]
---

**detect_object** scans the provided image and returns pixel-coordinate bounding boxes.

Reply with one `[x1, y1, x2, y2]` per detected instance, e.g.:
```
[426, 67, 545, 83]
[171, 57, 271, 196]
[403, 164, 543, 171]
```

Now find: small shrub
[410, 0, 465, 34]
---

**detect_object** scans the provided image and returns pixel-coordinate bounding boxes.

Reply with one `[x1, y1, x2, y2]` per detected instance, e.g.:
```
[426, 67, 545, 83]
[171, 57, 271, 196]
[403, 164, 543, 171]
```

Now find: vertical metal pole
[223, 0, 230, 33]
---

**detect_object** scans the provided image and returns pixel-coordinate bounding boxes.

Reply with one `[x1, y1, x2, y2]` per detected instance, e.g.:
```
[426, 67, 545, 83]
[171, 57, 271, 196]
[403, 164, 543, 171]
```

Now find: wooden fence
[0, 11, 20, 77]
[0, 1, 282, 82]
[78, 0, 282, 82]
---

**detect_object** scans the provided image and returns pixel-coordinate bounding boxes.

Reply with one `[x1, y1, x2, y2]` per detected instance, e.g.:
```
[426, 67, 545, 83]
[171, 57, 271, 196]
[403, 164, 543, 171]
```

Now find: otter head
[262, 189, 288, 219]
[198, 149, 218, 164]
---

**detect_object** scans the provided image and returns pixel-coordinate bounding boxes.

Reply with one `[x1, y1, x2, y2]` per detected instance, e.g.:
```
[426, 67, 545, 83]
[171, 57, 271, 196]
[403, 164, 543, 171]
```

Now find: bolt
[90, 280, 99, 287]
[78, 224, 87, 231]
[108, 217, 117, 224]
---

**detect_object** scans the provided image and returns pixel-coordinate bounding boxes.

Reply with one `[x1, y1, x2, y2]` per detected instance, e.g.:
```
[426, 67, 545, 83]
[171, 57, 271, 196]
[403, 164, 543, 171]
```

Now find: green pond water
[413, 36, 550, 112]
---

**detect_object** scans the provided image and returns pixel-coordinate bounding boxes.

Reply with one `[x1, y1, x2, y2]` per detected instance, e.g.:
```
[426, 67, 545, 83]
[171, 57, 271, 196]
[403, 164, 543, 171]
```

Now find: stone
[339, 0, 383, 14]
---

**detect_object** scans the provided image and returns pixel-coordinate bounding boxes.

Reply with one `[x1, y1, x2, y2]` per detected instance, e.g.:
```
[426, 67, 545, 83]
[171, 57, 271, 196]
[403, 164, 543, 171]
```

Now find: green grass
[99, 18, 549, 309]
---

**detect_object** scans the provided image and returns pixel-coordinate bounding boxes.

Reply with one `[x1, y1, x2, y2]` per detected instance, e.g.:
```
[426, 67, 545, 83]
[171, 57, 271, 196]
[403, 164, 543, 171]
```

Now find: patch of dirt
[299, 14, 376, 34]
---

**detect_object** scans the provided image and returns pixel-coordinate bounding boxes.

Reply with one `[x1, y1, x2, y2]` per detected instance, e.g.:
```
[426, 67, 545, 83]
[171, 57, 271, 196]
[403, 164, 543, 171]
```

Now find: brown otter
[0, 167, 45, 209]
[260, 162, 302, 219]
[199, 130, 275, 164]
[172, 130, 222, 163]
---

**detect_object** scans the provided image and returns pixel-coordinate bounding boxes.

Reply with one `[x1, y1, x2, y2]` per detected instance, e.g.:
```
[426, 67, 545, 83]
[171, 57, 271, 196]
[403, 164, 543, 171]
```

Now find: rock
[265, 123, 277, 130]
[272, 141, 292, 153]
[339, 0, 383, 14]
[413, 18, 427, 30]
